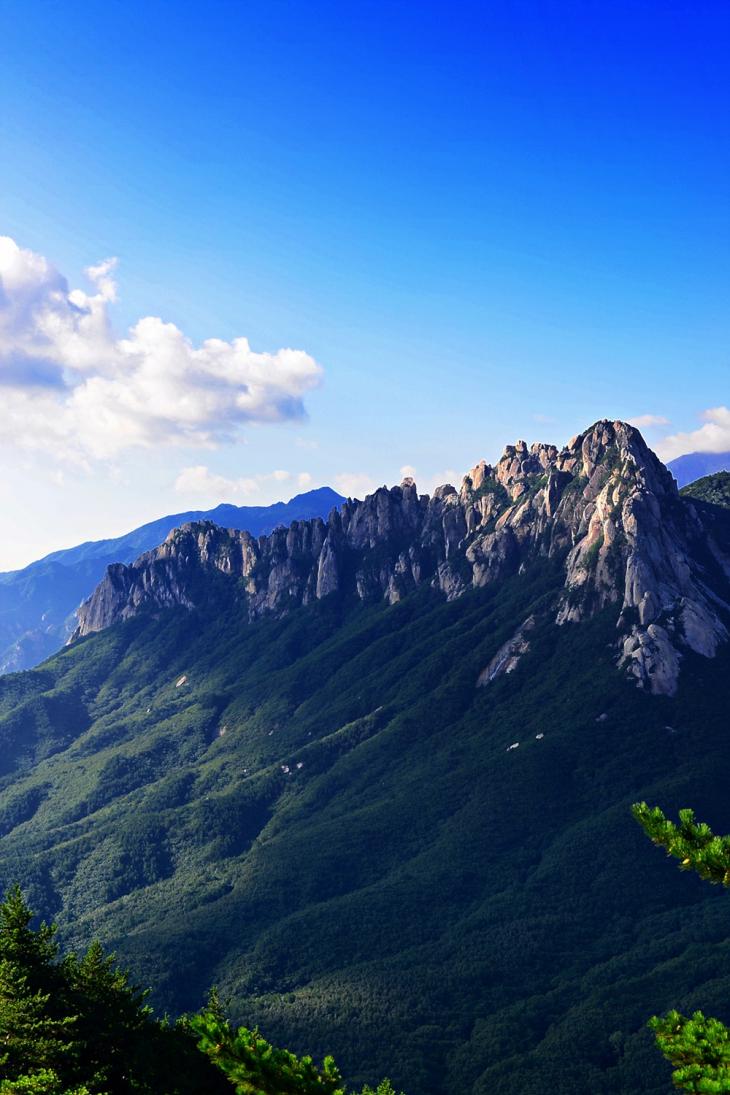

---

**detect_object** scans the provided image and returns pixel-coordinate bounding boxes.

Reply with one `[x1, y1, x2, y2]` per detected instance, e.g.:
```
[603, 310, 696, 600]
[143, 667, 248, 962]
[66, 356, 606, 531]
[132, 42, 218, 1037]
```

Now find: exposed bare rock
[73, 419, 730, 696]
[477, 616, 536, 685]
[554, 421, 729, 693]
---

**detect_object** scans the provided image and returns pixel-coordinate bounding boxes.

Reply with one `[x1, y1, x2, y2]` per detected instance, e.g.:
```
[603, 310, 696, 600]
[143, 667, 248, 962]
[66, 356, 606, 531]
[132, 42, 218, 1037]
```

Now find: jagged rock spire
[73, 420, 730, 695]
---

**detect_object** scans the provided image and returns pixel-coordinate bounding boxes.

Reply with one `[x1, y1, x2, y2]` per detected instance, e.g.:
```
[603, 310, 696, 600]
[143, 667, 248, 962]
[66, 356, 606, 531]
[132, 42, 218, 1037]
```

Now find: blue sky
[0, 0, 728, 568]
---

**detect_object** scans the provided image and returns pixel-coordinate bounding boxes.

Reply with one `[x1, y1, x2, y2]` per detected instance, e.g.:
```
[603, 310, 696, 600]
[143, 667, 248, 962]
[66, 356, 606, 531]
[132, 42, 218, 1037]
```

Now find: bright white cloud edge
[0, 236, 323, 463]
[655, 406, 730, 461]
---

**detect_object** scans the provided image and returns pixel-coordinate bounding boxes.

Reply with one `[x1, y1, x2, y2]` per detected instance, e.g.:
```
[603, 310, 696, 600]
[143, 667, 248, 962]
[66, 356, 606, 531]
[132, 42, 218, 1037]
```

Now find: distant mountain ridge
[75, 420, 730, 696]
[0, 487, 344, 674]
[667, 450, 730, 487]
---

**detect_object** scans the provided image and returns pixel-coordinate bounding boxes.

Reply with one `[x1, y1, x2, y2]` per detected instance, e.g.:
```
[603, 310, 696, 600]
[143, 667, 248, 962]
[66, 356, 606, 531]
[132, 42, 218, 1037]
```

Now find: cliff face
[74, 420, 730, 695]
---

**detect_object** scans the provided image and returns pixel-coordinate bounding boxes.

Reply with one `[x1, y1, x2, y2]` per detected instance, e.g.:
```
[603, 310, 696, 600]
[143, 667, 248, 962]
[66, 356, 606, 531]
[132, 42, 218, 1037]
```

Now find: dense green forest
[0, 885, 399, 1095]
[1, 490, 730, 1091]
[680, 471, 730, 510]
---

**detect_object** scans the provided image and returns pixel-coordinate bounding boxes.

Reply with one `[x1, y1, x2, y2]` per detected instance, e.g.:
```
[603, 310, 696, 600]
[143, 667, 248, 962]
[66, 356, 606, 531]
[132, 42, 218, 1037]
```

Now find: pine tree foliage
[190, 1001, 345, 1095]
[189, 996, 402, 1095]
[0, 886, 79, 1094]
[634, 803, 730, 1092]
[0, 959, 76, 1078]
[60, 940, 153, 1093]
[0, 1067, 91, 1095]
[0, 887, 229, 1095]
[649, 1011, 730, 1094]
[0, 887, 59, 984]
[0, 888, 404, 1095]
[632, 804, 730, 886]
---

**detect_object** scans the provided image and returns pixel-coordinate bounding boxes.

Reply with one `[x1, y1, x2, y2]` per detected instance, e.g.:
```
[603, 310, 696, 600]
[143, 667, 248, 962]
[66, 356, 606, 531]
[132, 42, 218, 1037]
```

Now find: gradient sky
[0, 0, 729, 569]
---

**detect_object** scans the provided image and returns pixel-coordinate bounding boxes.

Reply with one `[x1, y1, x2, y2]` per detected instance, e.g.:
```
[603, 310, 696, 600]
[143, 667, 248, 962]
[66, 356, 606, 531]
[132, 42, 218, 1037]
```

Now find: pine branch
[632, 803, 730, 886]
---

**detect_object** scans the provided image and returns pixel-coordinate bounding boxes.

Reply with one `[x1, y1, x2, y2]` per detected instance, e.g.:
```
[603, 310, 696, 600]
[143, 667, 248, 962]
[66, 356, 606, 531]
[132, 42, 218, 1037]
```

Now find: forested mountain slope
[0, 422, 730, 1094]
[668, 451, 730, 488]
[681, 470, 730, 510]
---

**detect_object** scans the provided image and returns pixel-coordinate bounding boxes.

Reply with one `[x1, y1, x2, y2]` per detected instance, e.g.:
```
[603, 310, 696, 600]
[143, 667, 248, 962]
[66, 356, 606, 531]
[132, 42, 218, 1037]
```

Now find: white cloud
[334, 472, 378, 499]
[400, 464, 417, 480]
[532, 412, 555, 424]
[431, 469, 461, 491]
[0, 236, 323, 462]
[656, 406, 730, 461]
[175, 466, 260, 499]
[174, 466, 317, 504]
[628, 414, 670, 428]
[174, 465, 319, 502]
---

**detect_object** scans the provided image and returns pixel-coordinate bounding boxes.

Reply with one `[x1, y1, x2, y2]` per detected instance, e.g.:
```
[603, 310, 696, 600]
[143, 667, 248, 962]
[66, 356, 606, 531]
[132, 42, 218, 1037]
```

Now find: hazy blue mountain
[0, 487, 344, 674]
[667, 449, 730, 487]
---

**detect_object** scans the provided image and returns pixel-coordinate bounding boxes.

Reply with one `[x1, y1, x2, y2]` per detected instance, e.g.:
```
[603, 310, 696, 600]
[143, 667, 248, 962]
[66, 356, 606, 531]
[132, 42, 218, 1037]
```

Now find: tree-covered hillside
[0, 886, 398, 1095]
[681, 470, 730, 510]
[0, 559, 730, 1093]
[680, 473, 730, 557]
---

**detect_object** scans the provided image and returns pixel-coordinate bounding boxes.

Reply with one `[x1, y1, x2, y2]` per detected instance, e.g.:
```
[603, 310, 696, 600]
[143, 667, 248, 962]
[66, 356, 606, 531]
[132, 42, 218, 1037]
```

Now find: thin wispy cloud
[174, 465, 313, 502]
[334, 472, 378, 499]
[628, 414, 670, 428]
[0, 236, 323, 463]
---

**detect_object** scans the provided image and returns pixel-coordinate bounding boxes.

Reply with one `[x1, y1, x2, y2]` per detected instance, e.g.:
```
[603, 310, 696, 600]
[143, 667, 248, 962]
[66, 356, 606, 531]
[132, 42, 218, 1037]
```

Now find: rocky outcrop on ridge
[477, 616, 536, 685]
[73, 420, 730, 695]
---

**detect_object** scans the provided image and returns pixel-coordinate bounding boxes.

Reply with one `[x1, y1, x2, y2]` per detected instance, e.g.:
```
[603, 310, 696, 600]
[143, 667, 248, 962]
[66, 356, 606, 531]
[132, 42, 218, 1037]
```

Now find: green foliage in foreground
[191, 994, 400, 1095]
[191, 995, 345, 1095]
[0, 886, 400, 1095]
[632, 804, 730, 888]
[635, 804, 730, 1091]
[0, 885, 228, 1095]
[649, 1011, 730, 1094]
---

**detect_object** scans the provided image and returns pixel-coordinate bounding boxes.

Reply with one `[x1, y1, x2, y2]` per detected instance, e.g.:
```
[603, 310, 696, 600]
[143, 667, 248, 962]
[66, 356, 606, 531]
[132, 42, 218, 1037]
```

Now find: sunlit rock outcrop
[74, 420, 730, 695]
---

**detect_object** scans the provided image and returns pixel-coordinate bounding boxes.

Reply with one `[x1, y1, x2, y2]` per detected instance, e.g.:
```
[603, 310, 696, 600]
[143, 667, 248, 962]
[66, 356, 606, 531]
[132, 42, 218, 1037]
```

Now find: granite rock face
[477, 616, 537, 686]
[74, 420, 730, 695]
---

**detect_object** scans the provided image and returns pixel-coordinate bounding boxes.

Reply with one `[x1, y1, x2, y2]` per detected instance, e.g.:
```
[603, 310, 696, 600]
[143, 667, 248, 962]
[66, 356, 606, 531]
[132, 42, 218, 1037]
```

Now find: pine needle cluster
[634, 803, 730, 1092]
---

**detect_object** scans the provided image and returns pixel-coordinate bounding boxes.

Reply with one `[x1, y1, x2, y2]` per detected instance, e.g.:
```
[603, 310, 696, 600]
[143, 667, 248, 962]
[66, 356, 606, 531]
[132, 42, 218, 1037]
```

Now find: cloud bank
[656, 406, 730, 462]
[0, 237, 323, 462]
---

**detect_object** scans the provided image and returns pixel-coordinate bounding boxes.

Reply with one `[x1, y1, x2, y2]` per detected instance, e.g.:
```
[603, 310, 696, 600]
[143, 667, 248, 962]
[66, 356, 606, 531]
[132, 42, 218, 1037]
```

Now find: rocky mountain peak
[73, 420, 730, 696]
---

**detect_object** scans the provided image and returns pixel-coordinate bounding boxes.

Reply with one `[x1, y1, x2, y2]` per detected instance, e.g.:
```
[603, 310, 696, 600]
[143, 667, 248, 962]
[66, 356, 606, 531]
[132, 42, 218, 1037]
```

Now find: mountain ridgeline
[0, 487, 344, 675]
[76, 421, 730, 696]
[3, 420, 730, 1094]
[668, 450, 730, 488]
